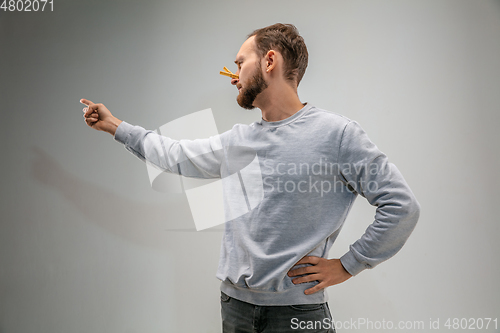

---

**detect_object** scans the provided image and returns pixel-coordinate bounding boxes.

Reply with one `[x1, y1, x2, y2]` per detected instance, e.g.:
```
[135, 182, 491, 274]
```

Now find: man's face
[233, 36, 269, 110]
[236, 60, 268, 109]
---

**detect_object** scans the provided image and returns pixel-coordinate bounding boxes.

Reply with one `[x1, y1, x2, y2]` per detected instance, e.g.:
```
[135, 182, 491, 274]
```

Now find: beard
[237, 61, 269, 110]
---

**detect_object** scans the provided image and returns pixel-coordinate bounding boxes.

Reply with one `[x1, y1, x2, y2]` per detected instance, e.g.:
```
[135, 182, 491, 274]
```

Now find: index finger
[80, 98, 94, 106]
[292, 256, 320, 266]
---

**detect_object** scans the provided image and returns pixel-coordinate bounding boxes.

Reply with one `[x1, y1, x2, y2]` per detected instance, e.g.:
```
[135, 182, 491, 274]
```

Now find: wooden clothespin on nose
[220, 66, 239, 79]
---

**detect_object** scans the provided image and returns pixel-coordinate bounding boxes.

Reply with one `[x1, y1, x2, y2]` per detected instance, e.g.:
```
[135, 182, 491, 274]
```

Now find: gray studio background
[1, 0, 499, 332]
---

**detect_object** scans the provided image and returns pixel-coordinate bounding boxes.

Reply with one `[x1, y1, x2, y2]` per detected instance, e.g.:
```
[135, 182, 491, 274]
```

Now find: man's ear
[265, 50, 277, 73]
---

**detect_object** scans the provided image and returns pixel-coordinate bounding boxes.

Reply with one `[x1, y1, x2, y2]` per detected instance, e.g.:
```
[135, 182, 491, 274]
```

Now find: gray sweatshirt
[113, 103, 420, 306]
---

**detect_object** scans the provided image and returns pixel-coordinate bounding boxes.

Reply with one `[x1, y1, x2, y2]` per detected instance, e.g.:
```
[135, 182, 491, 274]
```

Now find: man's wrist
[340, 260, 353, 277]
[107, 117, 123, 136]
[339, 251, 365, 276]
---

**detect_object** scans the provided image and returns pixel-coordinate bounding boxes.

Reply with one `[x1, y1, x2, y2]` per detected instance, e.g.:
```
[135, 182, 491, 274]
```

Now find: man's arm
[337, 120, 421, 276]
[288, 120, 420, 294]
[81, 98, 226, 179]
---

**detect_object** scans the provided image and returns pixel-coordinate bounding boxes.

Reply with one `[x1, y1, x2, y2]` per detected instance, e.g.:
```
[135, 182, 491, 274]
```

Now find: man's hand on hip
[287, 256, 353, 295]
[81, 98, 122, 136]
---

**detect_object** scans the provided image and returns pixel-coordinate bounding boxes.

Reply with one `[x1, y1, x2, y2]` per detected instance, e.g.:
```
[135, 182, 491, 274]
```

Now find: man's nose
[231, 78, 239, 85]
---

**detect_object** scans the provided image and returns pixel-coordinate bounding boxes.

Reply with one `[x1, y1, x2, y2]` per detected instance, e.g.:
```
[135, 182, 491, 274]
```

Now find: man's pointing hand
[80, 98, 122, 136]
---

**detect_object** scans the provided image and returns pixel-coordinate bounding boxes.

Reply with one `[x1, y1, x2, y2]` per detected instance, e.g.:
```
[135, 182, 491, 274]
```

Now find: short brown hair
[248, 23, 308, 87]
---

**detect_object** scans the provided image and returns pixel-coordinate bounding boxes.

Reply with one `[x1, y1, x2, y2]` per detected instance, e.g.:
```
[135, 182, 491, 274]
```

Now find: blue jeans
[220, 291, 336, 333]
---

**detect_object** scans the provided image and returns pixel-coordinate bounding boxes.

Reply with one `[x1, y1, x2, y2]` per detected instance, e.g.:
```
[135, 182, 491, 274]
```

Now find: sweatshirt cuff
[340, 250, 368, 276]
[113, 120, 133, 145]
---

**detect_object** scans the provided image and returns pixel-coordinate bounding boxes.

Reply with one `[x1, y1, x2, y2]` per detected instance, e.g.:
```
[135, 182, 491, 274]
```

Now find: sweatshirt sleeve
[113, 120, 227, 179]
[338, 120, 421, 276]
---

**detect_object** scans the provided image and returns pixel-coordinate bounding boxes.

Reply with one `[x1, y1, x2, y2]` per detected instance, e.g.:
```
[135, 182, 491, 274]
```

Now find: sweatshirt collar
[259, 103, 312, 128]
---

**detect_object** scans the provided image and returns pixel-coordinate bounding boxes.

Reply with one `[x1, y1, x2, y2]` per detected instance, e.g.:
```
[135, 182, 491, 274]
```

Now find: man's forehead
[235, 36, 256, 62]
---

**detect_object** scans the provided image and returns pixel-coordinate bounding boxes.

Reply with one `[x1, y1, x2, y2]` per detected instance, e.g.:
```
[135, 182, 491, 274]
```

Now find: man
[82, 23, 420, 333]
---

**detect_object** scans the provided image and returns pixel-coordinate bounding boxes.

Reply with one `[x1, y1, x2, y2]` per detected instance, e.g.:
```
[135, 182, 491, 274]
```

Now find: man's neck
[256, 84, 305, 122]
